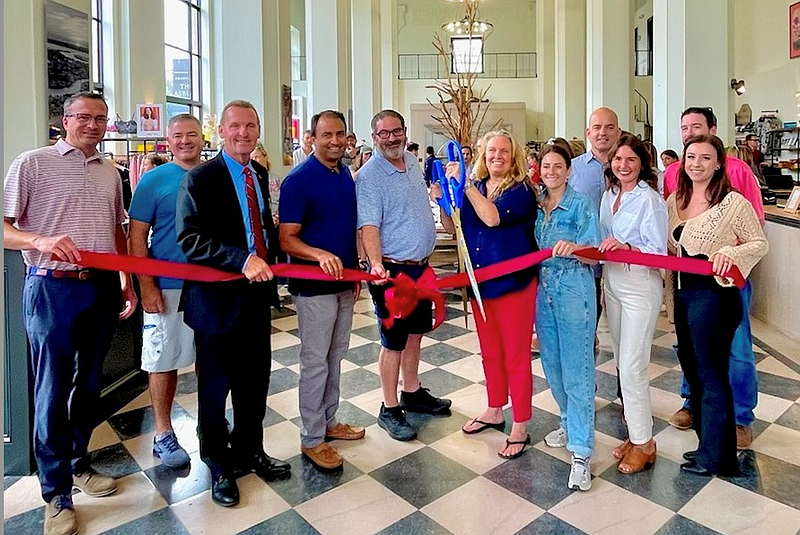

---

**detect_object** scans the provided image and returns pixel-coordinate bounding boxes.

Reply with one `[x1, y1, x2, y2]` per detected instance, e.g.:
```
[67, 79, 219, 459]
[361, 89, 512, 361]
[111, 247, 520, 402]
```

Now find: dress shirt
[221, 151, 267, 256]
[570, 151, 606, 210]
[599, 181, 668, 255]
[535, 185, 601, 270]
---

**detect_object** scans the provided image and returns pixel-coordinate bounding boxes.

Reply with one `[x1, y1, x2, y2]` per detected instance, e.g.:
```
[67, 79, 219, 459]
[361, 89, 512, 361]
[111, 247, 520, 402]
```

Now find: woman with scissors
[431, 130, 538, 460]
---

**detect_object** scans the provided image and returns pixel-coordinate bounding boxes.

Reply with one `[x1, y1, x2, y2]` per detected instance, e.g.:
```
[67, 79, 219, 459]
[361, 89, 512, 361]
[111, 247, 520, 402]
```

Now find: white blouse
[600, 181, 668, 255]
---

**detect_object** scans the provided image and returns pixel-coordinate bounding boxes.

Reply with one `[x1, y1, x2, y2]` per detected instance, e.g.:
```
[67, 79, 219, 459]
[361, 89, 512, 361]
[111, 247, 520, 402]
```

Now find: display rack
[766, 127, 800, 186]
[101, 137, 167, 159]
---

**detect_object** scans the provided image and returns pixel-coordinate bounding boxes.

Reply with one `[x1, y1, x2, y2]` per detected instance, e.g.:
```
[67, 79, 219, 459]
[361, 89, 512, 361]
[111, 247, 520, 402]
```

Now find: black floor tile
[239, 509, 321, 535]
[774, 403, 800, 432]
[268, 367, 300, 395]
[262, 404, 288, 428]
[338, 368, 382, 399]
[533, 374, 550, 395]
[343, 343, 381, 367]
[484, 447, 574, 510]
[594, 402, 628, 441]
[271, 308, 297, 320]
[653, 515, 723, 535]
[443, 305, 466, 321]
[352, 325, 382, 342]
[594, 371, 621, 402]
[529, 409, 563, 446]
[650, 344, 679, 368]
[143, 451, 209, 505]
[721, 450, 800, 509]
[108, 404, 193, 441]
[406, 411, 470, 445]
[331, 401, 378, 431]
[98, 507, 191, 535]
[87, 443, 142, 479]
[272, 345, 301, 367]
[755, 371, 800, 401]
[516, 513, 588, 535]
[175, 372, 197, 396]
[266, 455, 363, 507]
[418, 367, 474, 397]
[4, 476, 22, 491]
[650, 370, 685, 396]
[425, 322, 471, 342]
[595, 349, 615, 366]
[3, 506, 44, 535]
[420, 343, 472, 367]
[598, 455, 711, 511]
[369, 448, 477, 508]
[377, 511, 453, 535]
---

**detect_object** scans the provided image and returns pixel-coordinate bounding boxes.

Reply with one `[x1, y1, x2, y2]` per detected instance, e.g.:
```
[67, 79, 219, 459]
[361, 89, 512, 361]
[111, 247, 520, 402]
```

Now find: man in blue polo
[279, 110, 365, 470]
[357, 109, 452, 442]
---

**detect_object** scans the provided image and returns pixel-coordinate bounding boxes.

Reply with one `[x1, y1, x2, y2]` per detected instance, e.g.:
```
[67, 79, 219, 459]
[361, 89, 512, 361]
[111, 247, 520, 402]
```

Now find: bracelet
[625, 242, 632, 251]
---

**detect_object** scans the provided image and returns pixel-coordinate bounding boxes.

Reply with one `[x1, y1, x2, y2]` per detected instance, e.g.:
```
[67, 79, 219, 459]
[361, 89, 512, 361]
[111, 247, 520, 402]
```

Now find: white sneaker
[568, 455, 592, 491]
[544, 427, 568, 448]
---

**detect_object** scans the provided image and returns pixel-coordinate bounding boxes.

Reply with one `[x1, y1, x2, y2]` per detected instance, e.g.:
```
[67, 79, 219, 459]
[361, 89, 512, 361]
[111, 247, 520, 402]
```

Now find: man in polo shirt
[662, 106, 764, 450]
[279, 110, 365, 470]
[4, 91, 138, 535]
[128, 114, 204, 469]
[293, 129, 313, 167]
[357, 109, 452, 442]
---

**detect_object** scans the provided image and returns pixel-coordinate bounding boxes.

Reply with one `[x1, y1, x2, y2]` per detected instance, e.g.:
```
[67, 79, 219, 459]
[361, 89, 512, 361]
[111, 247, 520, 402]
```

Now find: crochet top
[667, 191, 768, 287]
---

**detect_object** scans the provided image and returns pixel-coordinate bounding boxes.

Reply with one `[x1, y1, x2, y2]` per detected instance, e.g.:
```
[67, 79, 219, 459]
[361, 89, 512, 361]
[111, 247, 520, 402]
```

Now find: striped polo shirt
[4, 138, 125, 270]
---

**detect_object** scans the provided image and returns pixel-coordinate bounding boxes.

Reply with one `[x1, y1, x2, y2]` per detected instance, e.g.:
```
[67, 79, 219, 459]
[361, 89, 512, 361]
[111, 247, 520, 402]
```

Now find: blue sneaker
[153, 430, 190, 468]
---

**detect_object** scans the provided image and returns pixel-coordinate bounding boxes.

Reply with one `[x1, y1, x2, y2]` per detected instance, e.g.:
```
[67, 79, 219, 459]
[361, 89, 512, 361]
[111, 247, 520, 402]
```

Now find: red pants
[472, 278, 537, 423]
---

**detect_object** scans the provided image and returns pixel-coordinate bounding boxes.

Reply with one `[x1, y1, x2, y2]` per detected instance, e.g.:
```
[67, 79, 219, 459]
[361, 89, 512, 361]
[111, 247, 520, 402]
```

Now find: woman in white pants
[598, 134, 668, 474]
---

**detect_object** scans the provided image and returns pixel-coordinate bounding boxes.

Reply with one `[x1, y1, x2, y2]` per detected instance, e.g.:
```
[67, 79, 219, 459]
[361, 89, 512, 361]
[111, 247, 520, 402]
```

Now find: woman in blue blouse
[432, 131, 538, 460]
[535, 143, 600, 491]
[598, 135, 668, 474]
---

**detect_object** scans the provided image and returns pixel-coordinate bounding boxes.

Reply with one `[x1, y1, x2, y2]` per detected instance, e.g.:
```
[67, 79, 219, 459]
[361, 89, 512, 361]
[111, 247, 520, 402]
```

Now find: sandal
[618, 442, 657, 474]
[498, 434, 531, 460]
[612, 439, 633, 460]
[462, 418, 505, 435]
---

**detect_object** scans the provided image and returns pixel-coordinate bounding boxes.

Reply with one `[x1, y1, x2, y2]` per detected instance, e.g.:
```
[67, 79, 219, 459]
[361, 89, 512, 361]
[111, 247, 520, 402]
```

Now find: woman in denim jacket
[535, 143, 600, 491]
[433, 131, 538, 460]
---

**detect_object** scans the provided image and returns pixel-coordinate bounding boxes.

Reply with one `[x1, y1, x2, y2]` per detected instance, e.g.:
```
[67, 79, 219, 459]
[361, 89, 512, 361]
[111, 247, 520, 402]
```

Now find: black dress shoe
[682, 450, 698, 462]
[211, 474, 239, 507]
[251, 452, 291, 481]
[680, 461, 712, 476]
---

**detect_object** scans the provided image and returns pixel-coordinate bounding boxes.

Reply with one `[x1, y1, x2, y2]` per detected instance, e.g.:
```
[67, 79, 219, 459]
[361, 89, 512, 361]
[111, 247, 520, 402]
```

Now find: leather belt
[28, 267, 93, 280]
[382, 257, 429, 266]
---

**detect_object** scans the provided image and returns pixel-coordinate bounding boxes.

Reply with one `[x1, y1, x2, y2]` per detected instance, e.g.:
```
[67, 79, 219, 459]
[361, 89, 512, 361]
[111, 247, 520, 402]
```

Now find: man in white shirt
[293, 129, 313, 167]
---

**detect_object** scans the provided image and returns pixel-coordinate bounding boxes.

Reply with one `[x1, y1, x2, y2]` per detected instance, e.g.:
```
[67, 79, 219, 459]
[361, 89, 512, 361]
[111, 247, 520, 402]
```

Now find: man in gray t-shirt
[356, 109, 452, 442]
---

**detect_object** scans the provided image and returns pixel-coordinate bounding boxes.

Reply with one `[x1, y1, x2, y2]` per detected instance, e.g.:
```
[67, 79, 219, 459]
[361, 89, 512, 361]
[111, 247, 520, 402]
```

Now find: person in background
[433, 130, 539, 459]
[4, 91, 137, 535]
[642, 140, 664, 195]
[351, 145, 373, 180]
[598, 134, 668, 474]
[535, 143, 600, 491]
[667, 134, 768, 476]
[129, 114, 205, 471]
[461, 144, 475, 178]
[293, 129, 313, 167]
[142, 152, 167, 174]
[660, 149, 679, 169]
[745, 134, 764, 167]
[407, 142, 420, 159]
[424, 145, 436, 187]
[342, 132, 359, 167]
[526, 148, 541, 185]
[251, 142, 283, 226]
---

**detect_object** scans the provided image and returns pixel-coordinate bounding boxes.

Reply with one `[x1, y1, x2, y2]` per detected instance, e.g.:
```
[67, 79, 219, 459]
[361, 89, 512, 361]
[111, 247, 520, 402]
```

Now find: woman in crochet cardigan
[667, 134, 768, 476]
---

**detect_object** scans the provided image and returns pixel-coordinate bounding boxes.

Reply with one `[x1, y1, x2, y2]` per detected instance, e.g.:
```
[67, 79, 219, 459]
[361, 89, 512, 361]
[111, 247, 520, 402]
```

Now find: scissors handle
[432, 160, 452, 216]
[445, 141, 468, 208]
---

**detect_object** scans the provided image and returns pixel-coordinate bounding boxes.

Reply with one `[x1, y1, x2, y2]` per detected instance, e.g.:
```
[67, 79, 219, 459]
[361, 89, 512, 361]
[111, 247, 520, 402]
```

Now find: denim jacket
[535, 185, 600, 270]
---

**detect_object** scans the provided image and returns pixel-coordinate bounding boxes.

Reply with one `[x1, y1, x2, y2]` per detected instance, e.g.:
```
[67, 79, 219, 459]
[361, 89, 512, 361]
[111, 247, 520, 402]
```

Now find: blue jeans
[24, 273, 120, 502]
[679, 280, 757, 426]
[536, 264, 596, 459]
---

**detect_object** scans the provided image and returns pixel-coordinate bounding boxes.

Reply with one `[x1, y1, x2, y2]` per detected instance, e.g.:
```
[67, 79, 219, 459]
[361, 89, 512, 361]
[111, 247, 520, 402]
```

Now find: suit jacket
[177, 153, 279, 333]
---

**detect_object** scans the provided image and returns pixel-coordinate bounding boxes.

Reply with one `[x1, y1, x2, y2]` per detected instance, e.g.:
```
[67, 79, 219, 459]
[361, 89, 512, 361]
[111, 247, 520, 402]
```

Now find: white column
[379, 0, 397, 111]
[351, 0, 381, 140]
[586, 0, 633, 129]
[262, 0, 293, 175]
[554, 0, 586, 139]
[306, 0, 351, 115]
[536, 0, 555, 139]
[653, 0, 733, 154]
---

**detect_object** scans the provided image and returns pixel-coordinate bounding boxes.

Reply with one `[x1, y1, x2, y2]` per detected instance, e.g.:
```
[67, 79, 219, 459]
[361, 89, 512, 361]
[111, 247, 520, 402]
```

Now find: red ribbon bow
[383, 267, 446, 330]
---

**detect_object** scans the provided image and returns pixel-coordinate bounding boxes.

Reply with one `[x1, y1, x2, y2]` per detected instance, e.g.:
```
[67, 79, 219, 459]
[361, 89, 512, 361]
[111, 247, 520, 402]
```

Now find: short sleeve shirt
[128, 162, 190, 289]
[4, 138, 125, 269]
[535, 185, 601, 269]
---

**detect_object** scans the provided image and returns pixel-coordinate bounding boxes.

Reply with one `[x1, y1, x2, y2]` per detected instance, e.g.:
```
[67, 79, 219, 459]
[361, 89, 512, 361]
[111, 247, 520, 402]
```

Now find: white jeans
[604, 263, 662, 444]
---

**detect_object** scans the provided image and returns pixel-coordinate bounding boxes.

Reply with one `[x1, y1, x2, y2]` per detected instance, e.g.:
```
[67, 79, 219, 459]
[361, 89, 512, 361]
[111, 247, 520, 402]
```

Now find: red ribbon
[383, 267, 446, 330]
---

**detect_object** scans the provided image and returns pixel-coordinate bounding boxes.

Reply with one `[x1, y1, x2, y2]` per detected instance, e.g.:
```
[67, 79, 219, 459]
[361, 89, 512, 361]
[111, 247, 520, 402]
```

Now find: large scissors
[432, 140, 486, 321]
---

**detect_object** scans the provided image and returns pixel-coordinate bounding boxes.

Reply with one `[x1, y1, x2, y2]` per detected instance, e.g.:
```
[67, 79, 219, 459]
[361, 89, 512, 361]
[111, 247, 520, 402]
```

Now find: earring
[715, 166, 720, 170]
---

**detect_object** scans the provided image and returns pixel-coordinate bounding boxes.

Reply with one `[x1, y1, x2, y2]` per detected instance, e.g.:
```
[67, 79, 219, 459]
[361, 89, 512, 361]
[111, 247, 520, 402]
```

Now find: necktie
[243, 167, 268, 259]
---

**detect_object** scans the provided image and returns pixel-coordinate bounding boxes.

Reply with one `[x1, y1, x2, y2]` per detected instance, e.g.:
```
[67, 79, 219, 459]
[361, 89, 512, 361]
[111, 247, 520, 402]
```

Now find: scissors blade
[451, 210, 486, 321]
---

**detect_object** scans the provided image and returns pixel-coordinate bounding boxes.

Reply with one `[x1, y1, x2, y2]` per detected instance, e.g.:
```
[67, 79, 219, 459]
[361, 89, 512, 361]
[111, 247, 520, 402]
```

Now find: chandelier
[442, 19, 493, 35]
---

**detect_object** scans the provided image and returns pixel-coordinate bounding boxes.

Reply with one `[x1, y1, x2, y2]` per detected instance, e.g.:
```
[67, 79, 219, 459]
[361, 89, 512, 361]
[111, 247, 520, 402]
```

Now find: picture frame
[136, 103, 164, 138]
[784, 185, 800, 214]
[791, 2, 800, 59]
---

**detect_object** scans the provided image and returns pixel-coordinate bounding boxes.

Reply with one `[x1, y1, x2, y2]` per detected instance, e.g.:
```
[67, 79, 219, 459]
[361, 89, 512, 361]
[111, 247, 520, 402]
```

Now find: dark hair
[63, 92, 107, 115]
[407, 142, 419, 152]
[661, 149, 679, 160]
[551, 137, 574, 160]
[745, 134, 759, 142]
[167, 113, 202, 131]
[604, 134, 658, 191]
[681, 107, 717, 129]
[641, 140, 658, 168]
[426, 145, 435, 156]
[676, 134, 731, 210]
[540, 143, 573, 169]
[370, 109, 405, 132]
[220, 100, 260, 126]
[310, 110, 347, 136]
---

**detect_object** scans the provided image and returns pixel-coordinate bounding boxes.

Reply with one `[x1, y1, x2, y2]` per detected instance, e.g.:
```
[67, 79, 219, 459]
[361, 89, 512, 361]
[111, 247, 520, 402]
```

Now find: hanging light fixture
[442, 18, 493, 36]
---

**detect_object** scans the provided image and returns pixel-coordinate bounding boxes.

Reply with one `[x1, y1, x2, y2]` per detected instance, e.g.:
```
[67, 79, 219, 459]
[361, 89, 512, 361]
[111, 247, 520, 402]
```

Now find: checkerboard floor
[6, 270, 800, 535]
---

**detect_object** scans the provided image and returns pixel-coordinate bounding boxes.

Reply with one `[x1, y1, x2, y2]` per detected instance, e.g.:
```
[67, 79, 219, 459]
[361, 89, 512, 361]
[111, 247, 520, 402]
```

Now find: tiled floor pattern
[6, 269, 800, 535]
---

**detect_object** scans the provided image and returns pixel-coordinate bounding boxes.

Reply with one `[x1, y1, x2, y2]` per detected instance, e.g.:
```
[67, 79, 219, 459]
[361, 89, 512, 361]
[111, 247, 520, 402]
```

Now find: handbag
[114, 113, 138, 134]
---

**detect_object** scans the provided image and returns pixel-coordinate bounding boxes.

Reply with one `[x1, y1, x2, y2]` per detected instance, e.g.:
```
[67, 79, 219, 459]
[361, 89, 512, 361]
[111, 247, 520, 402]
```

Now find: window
[164, 0, 203, 119]
[451, 36, 483, 74]
[91, 0, 103, 94]
[634, 17, 653, 77]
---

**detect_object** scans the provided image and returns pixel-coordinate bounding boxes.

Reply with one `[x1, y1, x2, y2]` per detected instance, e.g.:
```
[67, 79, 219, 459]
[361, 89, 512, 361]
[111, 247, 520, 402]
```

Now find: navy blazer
[176, 152, 279, 334]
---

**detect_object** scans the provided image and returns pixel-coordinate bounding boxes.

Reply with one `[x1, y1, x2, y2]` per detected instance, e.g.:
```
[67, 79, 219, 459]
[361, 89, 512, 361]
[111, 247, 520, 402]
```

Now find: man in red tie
[177, 100, 290, 507]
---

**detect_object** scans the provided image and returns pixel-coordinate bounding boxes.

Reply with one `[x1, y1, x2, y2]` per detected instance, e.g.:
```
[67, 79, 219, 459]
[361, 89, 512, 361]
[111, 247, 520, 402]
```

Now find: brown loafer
[612, 439, 633, 460]
[326, 422, 366, 441]
[669, 408, 693, 430]
[302, 442, 344, 470]
[618, 442, 657, 474]
[736, 425, 753, 450]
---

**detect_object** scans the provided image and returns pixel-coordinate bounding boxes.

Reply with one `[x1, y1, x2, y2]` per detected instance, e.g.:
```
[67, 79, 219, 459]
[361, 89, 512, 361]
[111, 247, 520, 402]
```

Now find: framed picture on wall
[136, 104, 163, 137]
[784, 185, 800, 214]
[791, 2, 800, 59]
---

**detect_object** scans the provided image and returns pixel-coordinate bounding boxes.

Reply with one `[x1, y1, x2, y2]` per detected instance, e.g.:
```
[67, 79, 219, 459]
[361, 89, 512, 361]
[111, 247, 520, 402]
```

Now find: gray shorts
[141, 289, 196, 372]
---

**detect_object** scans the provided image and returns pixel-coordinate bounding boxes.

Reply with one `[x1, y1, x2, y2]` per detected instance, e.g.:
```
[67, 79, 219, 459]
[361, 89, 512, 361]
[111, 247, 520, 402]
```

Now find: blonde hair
[472, 130, 529, 200]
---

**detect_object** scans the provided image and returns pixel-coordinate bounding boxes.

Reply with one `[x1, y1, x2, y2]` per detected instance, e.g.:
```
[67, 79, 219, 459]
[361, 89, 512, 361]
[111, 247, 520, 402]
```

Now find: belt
[382, 257, 429, 266]
[27, 267, 93, 280]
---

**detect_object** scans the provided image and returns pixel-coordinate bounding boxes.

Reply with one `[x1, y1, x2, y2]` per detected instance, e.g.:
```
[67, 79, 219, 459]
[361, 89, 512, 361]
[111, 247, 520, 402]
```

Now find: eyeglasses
[65, 114, 109, 125]
[374, 127, 406, 139]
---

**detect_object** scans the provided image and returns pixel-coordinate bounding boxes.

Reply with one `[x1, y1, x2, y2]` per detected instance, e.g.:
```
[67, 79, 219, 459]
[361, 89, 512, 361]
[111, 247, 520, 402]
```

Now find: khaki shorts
[141, 289, 196, 372]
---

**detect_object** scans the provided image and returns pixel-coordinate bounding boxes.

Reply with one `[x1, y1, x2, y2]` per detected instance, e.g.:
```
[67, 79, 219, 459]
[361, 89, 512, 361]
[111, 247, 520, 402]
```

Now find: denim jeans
[536, 263, 596, 459]
[24, 274, 120, 502]
[679, 279, 757, 426]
